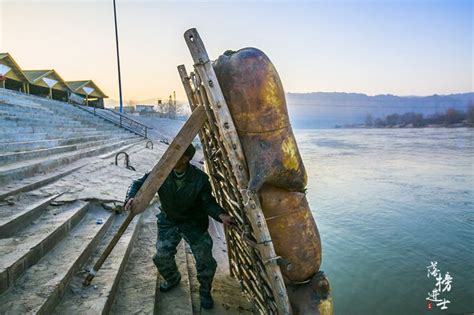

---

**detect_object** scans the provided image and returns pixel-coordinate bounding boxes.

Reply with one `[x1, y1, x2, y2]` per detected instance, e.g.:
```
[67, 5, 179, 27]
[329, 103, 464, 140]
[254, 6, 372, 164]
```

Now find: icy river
[295, 128, 473, 315]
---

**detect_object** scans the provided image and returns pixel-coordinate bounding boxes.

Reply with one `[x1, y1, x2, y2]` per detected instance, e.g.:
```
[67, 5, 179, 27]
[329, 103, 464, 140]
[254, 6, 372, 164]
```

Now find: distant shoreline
[335, 124, 473, 129]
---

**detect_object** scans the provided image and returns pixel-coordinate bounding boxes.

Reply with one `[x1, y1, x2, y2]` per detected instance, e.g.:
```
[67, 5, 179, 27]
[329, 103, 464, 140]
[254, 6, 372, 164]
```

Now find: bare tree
[365, 114, 373, 127]
[466, 103, 474, 124]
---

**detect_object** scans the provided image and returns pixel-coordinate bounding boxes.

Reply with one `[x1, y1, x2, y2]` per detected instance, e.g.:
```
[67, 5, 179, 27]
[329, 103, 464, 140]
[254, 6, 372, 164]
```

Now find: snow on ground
[125, 115, 185, 141]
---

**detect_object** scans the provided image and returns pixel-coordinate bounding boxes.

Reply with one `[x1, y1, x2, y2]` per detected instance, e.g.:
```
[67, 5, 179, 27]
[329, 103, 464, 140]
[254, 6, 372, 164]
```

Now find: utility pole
[113, 0, 124, 113]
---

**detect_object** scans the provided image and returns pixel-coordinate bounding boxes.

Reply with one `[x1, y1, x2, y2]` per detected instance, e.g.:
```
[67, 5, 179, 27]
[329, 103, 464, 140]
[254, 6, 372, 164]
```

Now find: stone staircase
[0, 88, 252, 314]
[0, 89, 142, 187]
[0, 89, 154, 314]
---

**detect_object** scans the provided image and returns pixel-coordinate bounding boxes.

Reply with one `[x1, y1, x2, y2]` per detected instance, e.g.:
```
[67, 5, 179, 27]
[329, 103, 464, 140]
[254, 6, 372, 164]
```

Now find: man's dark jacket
[125, 164, 224, 231]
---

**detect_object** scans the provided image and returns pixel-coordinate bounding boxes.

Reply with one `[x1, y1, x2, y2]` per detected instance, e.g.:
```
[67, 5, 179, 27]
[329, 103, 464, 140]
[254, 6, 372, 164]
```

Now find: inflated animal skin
[259, 184, 322, 282]
[213, 48, 322, 283]
[213, 48, 307, 193]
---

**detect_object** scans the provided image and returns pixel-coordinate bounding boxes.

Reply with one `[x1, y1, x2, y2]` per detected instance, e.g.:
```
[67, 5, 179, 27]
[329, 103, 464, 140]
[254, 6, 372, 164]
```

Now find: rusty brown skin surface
[213, 48, 307, 192]
[259, 185, 322, 282]
[213, 48, 331, 314]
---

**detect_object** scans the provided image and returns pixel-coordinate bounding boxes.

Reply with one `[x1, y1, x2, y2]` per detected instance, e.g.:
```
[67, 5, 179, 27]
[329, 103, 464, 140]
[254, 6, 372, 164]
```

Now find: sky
[0, 0, 472, 106]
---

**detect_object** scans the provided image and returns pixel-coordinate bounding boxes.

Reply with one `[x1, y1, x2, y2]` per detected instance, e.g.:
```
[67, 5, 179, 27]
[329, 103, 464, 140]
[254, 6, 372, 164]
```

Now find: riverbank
[336, 123, 474, 129]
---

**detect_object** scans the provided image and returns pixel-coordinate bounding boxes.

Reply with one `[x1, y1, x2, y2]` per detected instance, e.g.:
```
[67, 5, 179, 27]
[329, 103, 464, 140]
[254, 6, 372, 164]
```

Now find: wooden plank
[131, 104, 206, 213]
[183, 28, 291, 315]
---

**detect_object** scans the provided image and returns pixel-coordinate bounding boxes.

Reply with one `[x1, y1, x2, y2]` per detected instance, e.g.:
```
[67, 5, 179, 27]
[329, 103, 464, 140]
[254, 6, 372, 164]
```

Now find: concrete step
[0, 125, 105, 134]
[0, 98, 53, 113]
[0, 107, 109, 127]
[0, 204, 113, 314]
[0, 193, 62, 239]
[154, 241, 194, 314]
[0, 200, 90, 294]
[0, 104, 118, 127]
[0, 121, 117, 132]
[0, 115, 85, 127]
[0, 108, 109, 125]
[1, 90, 142, 137]
[0, 163, 87, 201]
[0, 139, 147, 201]
[0, 112, 109, 128]
[0, 135, 138, 165]
[0, 134, 120, 152]
[110, 206, 159, 315]
[0, 108, 53, 118]
[0, 137, 141, 185]
[54, 211, 143, 314]
[0, 130, 113, 143]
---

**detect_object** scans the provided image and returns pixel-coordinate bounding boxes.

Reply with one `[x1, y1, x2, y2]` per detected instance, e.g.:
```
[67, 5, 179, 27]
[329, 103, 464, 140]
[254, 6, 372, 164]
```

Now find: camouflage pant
[154, 213, 217, 293]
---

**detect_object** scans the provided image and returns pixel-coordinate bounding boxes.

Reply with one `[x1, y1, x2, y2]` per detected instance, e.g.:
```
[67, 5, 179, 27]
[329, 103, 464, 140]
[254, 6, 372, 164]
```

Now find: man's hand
[125, 198, 135, 212]
[218, 213, 236, 227]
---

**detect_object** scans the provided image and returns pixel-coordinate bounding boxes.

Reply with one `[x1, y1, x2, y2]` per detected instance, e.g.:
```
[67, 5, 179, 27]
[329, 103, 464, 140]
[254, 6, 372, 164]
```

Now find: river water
[294, 128, 474, 315]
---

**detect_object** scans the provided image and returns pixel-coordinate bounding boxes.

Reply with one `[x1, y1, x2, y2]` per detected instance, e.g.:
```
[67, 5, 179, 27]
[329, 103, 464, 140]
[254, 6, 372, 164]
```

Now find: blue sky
[1, 0, 472, 104]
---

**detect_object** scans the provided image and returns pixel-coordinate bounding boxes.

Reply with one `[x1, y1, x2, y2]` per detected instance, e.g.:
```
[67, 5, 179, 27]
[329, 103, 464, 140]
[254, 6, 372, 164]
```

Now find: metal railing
[74, 105, 151, 139]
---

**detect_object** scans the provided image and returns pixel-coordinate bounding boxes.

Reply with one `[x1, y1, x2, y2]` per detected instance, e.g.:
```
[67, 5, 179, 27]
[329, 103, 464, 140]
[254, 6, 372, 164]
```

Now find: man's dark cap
[184, 144, 196, 159]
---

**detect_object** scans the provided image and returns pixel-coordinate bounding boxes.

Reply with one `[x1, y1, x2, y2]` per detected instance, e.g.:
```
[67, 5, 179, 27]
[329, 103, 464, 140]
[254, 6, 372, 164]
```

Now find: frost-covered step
[0, 134, 139, 165]
[0, 124, 120, 134]
[0, 193, 61, 238]
[0, 137, 141, 184]
[0, 114, 86, 126]
[0, 101, 105, 125]
[0, 163, 87, 201]
[155, 242, 193, 315]
[0, 130, 111, 143]
[110, 206, 159, 315]
[0, 103, 54, 113]
[0, 129, 124, 144]
[0, 120, 86, 129]
[0, 128, 94, 137]
[0, 134, 130, 152]
[0, 139, 146, 200]
[0, 200, 90, 294]
[0, 205, 113, 314]
[54, 211, 142, 315]
[0, 111, 109, 127]
[0, 129, 109, 139]
[0, 98, 53, 112]
[0, 123, 87, 133]
[0, 110, 75, 120]
[0, 108, 108, 126]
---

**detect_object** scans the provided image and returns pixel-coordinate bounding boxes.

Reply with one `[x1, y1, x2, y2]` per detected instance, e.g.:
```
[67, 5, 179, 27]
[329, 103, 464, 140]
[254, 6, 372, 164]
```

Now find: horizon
[105, 90, 474, 107]
[1, 0, 472, 105]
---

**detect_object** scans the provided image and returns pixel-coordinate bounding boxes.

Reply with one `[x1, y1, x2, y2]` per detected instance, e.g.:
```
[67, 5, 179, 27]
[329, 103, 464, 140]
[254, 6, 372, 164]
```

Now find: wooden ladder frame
[179, 28, 291, 315]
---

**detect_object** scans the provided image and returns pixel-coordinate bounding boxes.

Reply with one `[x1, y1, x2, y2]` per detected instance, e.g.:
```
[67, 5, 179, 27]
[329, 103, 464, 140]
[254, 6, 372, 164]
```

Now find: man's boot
[154, 253, 182, 292]
[159, 272, 181, 292]
[199, 285, 214, 309]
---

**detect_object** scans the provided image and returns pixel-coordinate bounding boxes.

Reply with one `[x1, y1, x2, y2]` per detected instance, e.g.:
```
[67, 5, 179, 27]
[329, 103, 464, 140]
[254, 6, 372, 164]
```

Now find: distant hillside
[106, 92, 474, 129]
[286, 92, 474, 128]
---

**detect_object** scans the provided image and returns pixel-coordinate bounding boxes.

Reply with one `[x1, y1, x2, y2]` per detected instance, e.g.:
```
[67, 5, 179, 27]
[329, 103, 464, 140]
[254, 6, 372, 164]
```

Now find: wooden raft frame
[179, 28, 291, 315]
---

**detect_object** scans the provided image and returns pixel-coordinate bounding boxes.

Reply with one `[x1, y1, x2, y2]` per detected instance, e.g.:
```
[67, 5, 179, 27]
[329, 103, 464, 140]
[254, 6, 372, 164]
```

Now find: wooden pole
[83, 105, 207, 286]
[83, 211, 134, 286]
[183, 28, 291, 314]
[131, 104, 206, 213]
